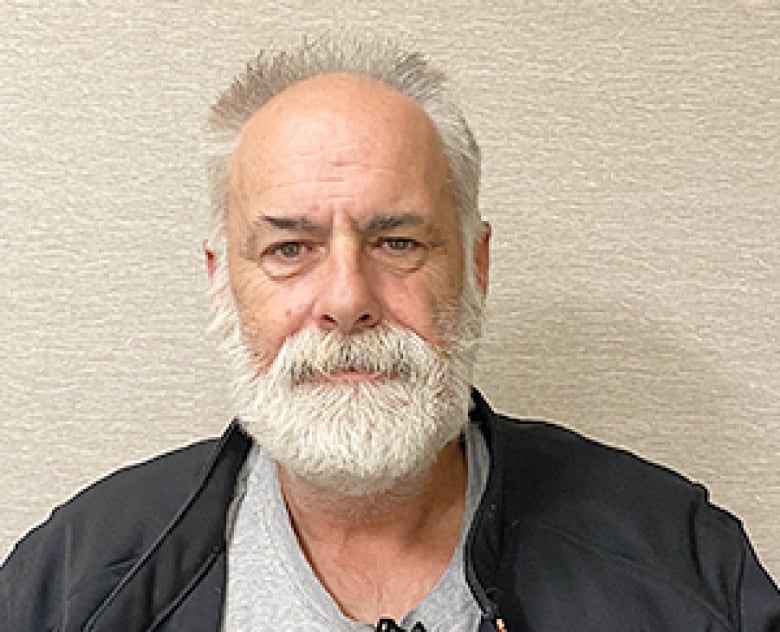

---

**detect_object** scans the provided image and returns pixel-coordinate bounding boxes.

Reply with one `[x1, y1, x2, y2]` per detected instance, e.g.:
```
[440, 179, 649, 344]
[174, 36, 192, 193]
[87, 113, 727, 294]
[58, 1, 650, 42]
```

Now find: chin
[238, 375, 469, 499]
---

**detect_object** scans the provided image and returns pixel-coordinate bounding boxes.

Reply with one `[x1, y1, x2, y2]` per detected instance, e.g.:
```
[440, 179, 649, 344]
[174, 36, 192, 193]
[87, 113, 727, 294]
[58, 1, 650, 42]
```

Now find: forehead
[240, 72, 440, 149]
[228, 73, 452, 213]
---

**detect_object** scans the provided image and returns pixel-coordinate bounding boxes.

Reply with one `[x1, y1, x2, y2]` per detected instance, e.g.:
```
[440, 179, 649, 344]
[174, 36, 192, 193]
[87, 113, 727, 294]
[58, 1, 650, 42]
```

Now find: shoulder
[470, 389, 715, 519]
[47, 436, 220, 538]
[3, 436, 220, 571]
[0, 427, 251, 629]
[479, 402, 743, 558]
[491, 410, 710, 508]
[470, 391, 757, 624]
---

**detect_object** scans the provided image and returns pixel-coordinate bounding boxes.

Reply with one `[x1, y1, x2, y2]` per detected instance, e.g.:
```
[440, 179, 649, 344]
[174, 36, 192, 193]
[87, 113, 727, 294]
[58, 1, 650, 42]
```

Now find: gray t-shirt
[222, 422, 489, 631]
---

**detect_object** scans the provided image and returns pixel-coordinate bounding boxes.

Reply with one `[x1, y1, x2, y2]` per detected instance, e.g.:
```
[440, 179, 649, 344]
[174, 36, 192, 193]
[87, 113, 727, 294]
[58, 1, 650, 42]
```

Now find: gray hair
[206, 36, 482, 256]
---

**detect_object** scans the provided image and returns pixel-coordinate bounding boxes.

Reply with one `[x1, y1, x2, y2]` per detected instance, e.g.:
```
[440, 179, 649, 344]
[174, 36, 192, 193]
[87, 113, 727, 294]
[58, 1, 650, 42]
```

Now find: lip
[314, 369, 383, 383]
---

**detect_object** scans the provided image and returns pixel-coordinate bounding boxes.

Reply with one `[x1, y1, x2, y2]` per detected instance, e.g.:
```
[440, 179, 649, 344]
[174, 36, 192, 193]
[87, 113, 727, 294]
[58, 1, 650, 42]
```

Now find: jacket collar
[465, 389, 504, 621]
[85, 422, 252, 632]
[85, 391, 500, 631]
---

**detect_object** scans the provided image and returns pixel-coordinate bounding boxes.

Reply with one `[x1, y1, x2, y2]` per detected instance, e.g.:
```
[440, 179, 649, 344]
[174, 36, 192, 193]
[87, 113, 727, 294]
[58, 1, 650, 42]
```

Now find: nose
[313, 243, 381, 334]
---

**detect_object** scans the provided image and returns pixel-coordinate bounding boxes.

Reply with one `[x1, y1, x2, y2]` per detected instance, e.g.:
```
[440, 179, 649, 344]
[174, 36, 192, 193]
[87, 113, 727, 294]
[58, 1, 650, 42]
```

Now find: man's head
[206, 38, 489, 497]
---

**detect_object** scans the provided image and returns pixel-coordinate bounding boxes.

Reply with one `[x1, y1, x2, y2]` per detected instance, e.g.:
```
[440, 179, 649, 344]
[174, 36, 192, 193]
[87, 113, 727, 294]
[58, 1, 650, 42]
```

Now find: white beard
[210, 247, 484, 497]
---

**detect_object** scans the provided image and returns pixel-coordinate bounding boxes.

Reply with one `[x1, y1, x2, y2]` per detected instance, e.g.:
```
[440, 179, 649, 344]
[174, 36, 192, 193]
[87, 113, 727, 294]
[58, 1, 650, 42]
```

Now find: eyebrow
[240, 214, 322, 256]
[252, 212, 425, 233]
[364, 213, 425, 231]
[257, 215, 322, 233]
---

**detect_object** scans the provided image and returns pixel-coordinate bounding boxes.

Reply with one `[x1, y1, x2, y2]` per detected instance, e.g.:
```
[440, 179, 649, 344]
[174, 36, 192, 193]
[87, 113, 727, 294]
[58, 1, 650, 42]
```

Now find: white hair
[205, 36, 482, 264]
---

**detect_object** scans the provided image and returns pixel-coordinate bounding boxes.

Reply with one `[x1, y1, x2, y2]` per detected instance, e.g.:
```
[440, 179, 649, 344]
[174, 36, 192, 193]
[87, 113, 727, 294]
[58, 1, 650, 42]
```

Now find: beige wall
[2, 1, 778, 582]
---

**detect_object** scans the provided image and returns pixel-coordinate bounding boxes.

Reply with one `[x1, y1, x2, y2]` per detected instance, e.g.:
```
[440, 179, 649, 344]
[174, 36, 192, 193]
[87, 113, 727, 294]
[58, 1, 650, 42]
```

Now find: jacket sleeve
[740, 534, 780, 632]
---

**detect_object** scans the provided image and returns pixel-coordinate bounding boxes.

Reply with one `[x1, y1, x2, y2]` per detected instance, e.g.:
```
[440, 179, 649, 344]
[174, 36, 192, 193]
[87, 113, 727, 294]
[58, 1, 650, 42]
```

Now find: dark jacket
[2, 391, 779, 631]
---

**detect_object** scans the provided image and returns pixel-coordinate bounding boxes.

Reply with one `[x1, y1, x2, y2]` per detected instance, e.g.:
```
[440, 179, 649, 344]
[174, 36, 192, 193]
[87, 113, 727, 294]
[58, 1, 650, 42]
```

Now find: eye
[271, 241, 307, 259]
[260, 241, 320, 278]
[377, 237, 422, 253]
[371, 236, 429, 272]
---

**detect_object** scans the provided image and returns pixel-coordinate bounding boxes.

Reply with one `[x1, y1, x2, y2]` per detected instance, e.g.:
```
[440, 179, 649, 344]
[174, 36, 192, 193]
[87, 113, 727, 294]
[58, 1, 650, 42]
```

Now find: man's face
[225, 73, 465, 369]
[212, 73, 487, 495]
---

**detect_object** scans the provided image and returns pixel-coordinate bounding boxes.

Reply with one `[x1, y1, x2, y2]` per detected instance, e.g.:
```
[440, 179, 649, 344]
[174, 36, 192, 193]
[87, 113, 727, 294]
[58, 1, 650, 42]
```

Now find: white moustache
[268, 325, 442, 387]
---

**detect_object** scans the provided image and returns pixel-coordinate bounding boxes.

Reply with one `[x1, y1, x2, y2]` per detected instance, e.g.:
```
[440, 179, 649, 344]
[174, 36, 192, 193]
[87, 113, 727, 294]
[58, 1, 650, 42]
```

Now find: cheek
[234, 274, 313, 349]
[375, 271, 459, 343]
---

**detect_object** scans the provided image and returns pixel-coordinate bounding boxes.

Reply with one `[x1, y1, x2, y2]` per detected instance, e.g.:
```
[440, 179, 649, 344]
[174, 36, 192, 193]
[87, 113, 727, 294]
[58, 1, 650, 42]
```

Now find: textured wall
[2, 1, 778, 582]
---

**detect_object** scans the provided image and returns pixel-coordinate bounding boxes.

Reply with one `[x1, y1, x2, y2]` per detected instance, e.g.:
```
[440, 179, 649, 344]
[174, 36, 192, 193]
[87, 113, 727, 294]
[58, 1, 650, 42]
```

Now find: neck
[277, 440, 468, 622]
[279, 439, 467, 531]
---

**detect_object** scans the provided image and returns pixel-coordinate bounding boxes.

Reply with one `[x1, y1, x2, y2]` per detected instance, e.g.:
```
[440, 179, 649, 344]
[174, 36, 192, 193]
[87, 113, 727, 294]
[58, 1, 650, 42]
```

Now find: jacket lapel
[85, 423, 251, 632]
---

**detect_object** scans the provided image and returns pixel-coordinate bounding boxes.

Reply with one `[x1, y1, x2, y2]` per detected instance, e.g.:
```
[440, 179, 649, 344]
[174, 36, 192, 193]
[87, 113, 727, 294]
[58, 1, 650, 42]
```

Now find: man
[2, 38, 779, 631]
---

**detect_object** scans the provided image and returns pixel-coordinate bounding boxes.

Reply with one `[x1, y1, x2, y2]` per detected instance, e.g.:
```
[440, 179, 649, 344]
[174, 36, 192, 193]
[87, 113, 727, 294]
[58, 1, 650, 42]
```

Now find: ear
[474, 221, 491, 296]
[203, 240, 217, 281]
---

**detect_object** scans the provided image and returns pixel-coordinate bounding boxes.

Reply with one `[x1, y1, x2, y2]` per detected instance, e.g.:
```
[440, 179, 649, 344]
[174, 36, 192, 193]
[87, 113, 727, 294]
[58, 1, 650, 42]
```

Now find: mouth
[312, 368, 385, 383]
[289, 358, 410, 386]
